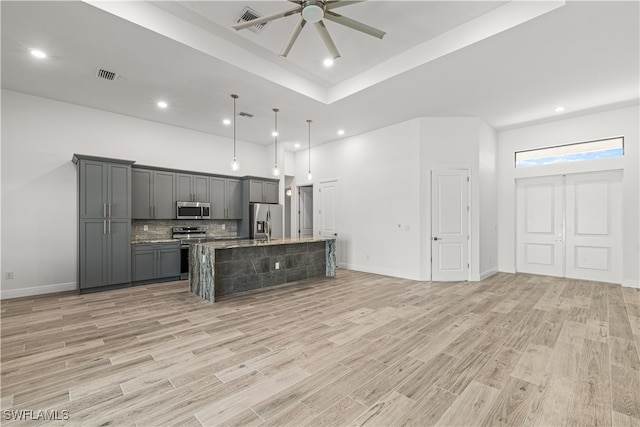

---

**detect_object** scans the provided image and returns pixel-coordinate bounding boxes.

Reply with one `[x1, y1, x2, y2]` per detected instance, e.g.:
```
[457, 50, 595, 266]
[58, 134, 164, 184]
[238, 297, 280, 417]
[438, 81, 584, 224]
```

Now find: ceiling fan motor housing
[302, 0, 325, 23]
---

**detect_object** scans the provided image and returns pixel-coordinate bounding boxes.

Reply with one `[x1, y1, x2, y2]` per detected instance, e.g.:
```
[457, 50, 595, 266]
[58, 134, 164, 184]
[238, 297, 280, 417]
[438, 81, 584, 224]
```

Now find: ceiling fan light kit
[232, 0, 385, 59]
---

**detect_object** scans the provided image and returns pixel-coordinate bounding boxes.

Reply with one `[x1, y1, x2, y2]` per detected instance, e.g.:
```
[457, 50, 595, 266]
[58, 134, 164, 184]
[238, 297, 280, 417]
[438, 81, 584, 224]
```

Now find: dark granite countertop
[131, 239, 178, 244]
[192, 237, 335, 250]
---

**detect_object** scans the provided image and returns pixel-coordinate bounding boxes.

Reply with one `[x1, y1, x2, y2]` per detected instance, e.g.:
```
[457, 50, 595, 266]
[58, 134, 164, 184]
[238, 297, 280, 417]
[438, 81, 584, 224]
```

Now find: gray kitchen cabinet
[210, 177, 243, 219]
[74, 154, 134, 292]
[177, 173, 209, 202]
[132, 168, 176, 219]
[132, 242, 180, 283]
[248, 179, 279, 203]
[79, 219, 131, 289]
[77, 158, 132, 219]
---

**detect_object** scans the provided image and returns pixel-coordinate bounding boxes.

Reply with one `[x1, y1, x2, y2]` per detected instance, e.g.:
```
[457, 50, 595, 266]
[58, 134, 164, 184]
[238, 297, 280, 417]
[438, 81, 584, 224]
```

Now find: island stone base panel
[215, 241, 327, 297]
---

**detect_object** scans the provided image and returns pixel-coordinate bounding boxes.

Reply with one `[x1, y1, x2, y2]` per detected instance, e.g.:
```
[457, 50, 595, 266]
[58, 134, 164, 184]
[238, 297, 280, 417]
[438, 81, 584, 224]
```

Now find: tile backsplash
[132, 219, 239, 241]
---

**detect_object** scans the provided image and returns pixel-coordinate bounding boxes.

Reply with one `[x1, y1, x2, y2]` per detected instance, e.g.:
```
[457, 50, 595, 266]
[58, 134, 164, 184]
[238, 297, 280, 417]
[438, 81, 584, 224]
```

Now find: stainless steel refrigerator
[249, 203, 283, 240]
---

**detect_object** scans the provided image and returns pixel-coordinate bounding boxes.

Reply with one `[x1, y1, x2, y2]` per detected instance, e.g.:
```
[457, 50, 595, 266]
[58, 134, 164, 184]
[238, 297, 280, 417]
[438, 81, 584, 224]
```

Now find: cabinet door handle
[108, 203, 112, 218]
[103, 203, 107, 218]
[103, 220, 107, 235]
[108, 220, 111, 234]
[153, 206, 156, 218]
[149, 206, 153, 218]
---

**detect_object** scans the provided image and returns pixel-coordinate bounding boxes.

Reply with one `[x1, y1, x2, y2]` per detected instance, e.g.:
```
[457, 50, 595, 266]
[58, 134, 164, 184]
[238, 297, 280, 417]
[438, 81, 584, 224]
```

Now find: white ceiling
[1, 1, 638, 151]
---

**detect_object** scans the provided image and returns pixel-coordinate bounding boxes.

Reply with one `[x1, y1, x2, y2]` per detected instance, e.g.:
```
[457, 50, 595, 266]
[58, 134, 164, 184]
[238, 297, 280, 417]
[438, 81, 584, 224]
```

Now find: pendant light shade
[230, 94, 240, 171]
[306, 119, 312, 180]
[272, 108, 280, 177]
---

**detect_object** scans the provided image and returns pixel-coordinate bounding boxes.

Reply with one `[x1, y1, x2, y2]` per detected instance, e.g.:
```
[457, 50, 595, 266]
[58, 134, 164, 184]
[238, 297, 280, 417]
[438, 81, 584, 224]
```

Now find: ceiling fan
[232, 0, 386, 59]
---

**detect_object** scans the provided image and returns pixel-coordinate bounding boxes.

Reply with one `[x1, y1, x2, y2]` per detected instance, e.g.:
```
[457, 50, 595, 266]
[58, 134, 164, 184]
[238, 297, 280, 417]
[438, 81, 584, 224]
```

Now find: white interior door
[516, 171, 622, 283]
[565, 171, 622, 282]
[318, 181, 338, 238]
[431, 169, 469, 281]
[516, 176, 565, 277]
[299, 186, 313, 238]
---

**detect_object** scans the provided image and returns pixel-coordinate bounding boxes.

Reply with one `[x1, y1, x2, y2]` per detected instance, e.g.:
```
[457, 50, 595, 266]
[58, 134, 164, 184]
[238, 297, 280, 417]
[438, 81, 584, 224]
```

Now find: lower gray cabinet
[132, 242, 180, 283]
[79, 219, 131, 289]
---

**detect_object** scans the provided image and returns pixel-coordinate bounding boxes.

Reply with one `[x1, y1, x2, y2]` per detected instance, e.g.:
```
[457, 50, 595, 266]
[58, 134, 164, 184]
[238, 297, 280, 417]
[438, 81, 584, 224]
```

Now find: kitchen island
[189, 237, 336, 302]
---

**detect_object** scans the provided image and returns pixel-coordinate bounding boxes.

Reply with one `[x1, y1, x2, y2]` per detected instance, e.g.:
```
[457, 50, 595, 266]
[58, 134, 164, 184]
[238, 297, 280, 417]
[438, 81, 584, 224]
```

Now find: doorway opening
[298, 185, 313, 238]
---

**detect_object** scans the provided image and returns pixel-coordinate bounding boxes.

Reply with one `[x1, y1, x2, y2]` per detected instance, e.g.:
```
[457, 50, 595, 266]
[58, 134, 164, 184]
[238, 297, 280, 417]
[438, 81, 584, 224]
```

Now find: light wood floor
[2, 270, 639, 426]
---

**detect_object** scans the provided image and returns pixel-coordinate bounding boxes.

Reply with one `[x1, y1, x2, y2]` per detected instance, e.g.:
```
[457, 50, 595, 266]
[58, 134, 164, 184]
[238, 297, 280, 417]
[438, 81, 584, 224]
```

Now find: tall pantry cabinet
[73, 154, 134, 292]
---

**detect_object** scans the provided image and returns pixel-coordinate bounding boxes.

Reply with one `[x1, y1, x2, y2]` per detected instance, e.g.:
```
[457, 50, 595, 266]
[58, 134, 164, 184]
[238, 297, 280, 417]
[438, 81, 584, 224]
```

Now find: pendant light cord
[232, 95, 237, 159]
[307, 120, 312, 173]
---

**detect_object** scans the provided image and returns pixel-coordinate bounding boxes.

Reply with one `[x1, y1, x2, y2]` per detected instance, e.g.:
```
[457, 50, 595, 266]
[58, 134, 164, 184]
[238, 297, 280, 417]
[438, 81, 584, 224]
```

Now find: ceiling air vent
[96, 68, 119, 82]
[237, 7, 267, 33]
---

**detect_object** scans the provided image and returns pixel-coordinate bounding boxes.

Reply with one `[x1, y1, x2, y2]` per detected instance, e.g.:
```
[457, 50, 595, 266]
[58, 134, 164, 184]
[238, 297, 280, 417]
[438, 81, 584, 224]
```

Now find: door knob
[433, 237, 440, 241]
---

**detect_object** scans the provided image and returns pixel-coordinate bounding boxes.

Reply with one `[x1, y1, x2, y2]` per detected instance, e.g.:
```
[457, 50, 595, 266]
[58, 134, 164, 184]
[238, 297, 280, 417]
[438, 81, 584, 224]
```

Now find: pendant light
[306, 119, 312, 180]
[272, 108, 280, 176]
[230, 94, 240, 171]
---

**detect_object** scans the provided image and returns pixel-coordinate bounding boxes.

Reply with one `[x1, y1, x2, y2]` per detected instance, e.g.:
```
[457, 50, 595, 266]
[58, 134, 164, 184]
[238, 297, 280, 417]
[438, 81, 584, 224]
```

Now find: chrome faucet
[265, 209, 271, 242]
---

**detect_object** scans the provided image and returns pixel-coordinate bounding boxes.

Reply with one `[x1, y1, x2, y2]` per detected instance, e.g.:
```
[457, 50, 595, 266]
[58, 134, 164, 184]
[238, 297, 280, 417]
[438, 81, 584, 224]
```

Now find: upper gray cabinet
[76, 156, 132, 219]
[249, 179, 279, 203]
[210, 177, 243, 219]
[132, 168, 176, 219]
[177, 173, 209, 202]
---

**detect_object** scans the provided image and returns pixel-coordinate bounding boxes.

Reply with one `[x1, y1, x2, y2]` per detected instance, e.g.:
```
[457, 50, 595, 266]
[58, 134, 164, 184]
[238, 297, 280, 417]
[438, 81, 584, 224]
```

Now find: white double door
[516, 170, 622, 283]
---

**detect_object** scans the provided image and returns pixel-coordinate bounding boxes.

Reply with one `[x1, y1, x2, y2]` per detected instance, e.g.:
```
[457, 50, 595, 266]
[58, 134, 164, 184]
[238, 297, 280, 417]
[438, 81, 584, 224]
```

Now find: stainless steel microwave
[176, 201, 210, 220]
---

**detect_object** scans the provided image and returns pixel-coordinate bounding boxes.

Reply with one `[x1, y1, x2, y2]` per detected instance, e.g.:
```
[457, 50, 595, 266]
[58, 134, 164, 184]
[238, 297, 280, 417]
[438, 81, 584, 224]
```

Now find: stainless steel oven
[172, 226, 208, 280]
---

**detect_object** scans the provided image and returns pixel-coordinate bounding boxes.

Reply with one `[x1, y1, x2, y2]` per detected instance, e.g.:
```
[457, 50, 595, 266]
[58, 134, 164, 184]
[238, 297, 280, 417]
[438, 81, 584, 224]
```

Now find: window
[515, 137, 624, 168]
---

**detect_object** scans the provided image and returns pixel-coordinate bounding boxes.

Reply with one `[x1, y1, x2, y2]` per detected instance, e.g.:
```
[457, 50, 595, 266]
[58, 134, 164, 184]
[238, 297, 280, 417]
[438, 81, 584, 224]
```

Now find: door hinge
[467, 206, 470, 211]
[467, 263, 470, 268]
[467, 177, 470, 182]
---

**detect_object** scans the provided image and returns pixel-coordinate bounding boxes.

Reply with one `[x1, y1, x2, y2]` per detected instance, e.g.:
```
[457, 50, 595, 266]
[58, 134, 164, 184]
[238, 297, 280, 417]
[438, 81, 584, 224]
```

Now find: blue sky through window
[515, 138, 624, 168]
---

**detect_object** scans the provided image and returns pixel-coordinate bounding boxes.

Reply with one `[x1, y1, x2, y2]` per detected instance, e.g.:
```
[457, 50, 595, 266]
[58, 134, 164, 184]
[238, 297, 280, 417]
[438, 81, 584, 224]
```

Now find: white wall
[479, 121, 499, 279]
[1, 90, 271, 298]
[296, 119, 423, 280]
[497, 105, 640, 287]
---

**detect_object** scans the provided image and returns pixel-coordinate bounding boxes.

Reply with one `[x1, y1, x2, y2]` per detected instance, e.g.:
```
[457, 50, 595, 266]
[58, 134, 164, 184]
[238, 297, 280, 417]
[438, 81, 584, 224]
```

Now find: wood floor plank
[436, 380, 501, 426]
[395, 386, 458, 427]
[480, 377, 539, 427]
[611, 364, 640, 419]
[568, 339, 612, 427]
[303, 396, 366, 427]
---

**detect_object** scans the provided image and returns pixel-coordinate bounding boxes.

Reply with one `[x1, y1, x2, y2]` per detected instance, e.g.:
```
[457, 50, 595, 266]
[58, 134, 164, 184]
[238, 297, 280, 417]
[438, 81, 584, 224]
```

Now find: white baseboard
[622, 279, 639, 289]
[480, 268, 499, 281]
[1, 282, 76, 299]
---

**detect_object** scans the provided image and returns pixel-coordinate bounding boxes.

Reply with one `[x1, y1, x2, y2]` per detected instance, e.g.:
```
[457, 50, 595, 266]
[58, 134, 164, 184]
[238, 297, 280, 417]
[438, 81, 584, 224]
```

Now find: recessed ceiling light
[337, 129, 345, 135]
[323, 58, 334, 67]
[223, 118, 231, 126]
[554, 106, 566, 113]
[157, 101, 168, 109]
[294, 143, 301, 148]
[30, 49, 47, 59]
[271, 131, 278, 137]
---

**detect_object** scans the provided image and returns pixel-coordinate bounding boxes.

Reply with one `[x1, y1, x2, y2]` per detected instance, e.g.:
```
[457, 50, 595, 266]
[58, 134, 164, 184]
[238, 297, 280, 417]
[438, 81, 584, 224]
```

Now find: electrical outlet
[222, 224, 226, 230]
[143, 225, 148, 231]
[5, 272, 14, 280]
[275, 262, 280, 270]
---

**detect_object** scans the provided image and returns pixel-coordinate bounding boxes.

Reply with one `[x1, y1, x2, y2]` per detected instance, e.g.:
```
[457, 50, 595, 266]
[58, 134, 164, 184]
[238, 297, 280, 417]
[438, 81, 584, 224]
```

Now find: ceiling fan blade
[280, 16, 306, 57]
[314, 21, 341, 60]
[324, 10, 385, 39]
[232, 6, 301, 31]
[326, 1, 365, 10]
